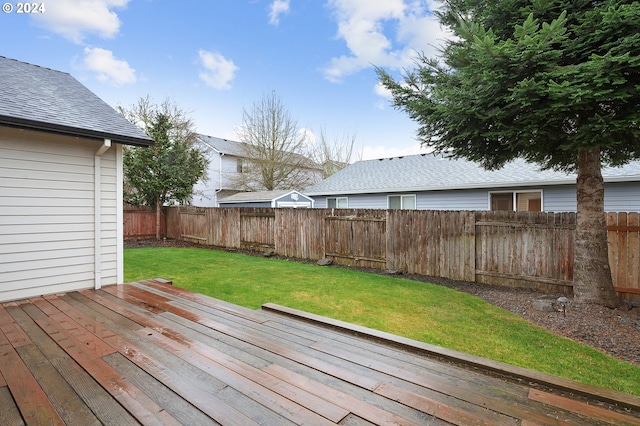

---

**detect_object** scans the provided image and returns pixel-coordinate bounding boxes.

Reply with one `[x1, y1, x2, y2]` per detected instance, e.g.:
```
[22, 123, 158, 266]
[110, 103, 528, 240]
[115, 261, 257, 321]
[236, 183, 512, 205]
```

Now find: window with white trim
[490, 191, 542, 211]
[388, 194, 416, 210]
[327, 197, 348, 208]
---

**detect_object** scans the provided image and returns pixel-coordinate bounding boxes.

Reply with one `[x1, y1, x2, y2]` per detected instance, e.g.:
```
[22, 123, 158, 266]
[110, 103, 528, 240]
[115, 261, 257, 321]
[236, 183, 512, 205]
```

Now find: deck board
[1, 279, 639, 425]
[6, 304, 138, 426]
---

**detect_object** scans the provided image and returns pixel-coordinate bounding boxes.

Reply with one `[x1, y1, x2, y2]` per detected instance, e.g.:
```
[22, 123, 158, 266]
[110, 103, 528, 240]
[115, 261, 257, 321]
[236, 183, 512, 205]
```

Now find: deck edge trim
[261, 302, 640, 412]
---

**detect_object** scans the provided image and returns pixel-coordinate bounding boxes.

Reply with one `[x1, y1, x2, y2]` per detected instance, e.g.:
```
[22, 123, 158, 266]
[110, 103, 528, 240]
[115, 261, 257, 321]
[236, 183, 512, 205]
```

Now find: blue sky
[1, 0, 448, 160]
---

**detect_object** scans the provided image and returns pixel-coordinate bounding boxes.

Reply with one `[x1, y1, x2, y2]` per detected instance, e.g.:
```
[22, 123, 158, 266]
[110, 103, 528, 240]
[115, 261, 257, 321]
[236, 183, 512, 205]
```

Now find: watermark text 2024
[2, 3, 46, 14]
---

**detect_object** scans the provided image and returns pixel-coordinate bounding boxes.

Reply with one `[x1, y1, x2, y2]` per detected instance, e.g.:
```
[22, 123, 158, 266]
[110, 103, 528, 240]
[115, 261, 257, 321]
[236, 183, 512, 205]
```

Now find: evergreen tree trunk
[573, 149, 619, 307]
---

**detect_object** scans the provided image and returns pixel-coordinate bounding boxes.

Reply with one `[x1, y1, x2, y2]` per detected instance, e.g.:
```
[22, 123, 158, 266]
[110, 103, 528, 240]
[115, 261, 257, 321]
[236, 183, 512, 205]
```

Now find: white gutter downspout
[215, 152, 225, 206]
[94, 139, 111, 290]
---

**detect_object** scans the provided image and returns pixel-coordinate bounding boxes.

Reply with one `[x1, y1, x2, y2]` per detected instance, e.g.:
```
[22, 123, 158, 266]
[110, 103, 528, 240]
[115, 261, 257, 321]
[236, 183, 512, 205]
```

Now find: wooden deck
[1, 279, 639, 425]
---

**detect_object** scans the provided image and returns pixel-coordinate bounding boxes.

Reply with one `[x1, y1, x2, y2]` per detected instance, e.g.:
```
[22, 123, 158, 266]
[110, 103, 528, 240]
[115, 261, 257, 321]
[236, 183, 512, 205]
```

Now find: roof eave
[306, 174, 640, 196]
[0, 116, 154, 147]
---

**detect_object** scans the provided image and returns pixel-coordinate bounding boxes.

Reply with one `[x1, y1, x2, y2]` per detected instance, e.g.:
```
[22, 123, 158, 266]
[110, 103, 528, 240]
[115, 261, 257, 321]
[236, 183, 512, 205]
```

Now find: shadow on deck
[1, 278, 639, 425]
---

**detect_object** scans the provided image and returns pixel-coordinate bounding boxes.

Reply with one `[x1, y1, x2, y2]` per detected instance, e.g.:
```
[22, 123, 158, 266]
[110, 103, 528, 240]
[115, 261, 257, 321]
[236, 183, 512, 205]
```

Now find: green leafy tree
[122, 99, 207, 239]
[378, 0, 640, 306]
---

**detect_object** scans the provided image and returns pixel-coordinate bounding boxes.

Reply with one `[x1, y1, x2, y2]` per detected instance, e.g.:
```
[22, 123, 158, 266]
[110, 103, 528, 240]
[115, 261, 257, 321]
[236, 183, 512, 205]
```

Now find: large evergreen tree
[378, 0, 640, 306]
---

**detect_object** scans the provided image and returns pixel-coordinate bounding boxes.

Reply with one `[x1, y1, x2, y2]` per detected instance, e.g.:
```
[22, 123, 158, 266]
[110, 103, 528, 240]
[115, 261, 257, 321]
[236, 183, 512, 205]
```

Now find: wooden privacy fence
[123, 205, 166, 239]
[125, 207, 640, 302]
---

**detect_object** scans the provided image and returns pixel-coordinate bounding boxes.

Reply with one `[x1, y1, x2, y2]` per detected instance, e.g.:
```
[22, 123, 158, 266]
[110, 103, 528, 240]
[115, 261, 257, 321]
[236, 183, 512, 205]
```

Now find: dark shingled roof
[0, 56, 153, 146]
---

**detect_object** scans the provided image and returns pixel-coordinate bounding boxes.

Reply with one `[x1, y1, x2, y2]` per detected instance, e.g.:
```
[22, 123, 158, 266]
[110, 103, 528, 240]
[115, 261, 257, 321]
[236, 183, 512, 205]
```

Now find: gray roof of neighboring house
[197, 133, 322, 170]
[196, 134, 248, 157]
[218, 190, 312, 204]
[0, 56, 152, 146]
[305, 153, 640, 196]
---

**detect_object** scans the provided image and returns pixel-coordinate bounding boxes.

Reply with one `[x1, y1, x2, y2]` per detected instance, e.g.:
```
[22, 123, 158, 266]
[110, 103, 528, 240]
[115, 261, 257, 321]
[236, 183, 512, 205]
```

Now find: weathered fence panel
[324, 210, 387, 268]
[474, 211, 576, 293]
[240, 208, 275, 252]
[174, 206, 209, 244]
[275, 209, 325, 260]
[123, 206, 166, 239]
[608, 211, 640, 302]
[387, 210, 475, 281]
[208, 208, 241, 248]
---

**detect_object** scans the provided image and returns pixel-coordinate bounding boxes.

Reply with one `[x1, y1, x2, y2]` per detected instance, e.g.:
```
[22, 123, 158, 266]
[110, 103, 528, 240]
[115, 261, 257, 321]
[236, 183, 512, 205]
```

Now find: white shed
[0, 56, 153, 302]
[217, 190, 314, 208]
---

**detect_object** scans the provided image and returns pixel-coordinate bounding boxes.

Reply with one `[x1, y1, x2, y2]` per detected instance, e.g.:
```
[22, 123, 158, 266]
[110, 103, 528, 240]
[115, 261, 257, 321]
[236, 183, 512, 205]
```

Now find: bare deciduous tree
[234, 91, 321, 191]
[307, 126, 359, 179]
[117, 95, 198, 149]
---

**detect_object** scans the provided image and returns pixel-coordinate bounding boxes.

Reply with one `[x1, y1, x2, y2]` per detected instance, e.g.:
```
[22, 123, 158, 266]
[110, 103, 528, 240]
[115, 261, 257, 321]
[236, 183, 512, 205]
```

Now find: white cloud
[269, 0, 291, 26]
[373, 82, 392, 109]
[31, 0, 130, 44]
[374, 81, 392, 98]
[82, 47, 136, 85]
[198, 50, 238, 90]
[323, 0, 450, 82]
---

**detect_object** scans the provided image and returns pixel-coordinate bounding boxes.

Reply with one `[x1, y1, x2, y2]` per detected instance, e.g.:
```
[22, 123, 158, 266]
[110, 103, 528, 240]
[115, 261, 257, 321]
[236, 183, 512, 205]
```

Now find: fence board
[628, 213, 640, 295]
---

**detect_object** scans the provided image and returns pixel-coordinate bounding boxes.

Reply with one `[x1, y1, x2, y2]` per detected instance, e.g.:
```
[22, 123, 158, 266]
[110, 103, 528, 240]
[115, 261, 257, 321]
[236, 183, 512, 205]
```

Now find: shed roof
[305, 153, 640, 196]
[218, 190, 311, 204]
[0, 56, 152, 146]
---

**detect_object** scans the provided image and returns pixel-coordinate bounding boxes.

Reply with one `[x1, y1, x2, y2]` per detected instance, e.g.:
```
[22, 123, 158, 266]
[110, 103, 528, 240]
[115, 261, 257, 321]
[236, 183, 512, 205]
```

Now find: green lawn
[125, 247, 640, 397]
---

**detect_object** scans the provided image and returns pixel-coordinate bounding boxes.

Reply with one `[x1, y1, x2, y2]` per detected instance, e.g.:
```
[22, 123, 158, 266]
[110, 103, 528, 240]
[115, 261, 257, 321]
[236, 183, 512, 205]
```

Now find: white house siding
[193, 152, 241, 207]
[0, 128, 120, 302]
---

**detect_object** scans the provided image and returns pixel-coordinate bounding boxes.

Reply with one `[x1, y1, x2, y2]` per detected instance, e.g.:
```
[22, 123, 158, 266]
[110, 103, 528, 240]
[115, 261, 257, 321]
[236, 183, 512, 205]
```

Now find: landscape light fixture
[557, 296, 570, 317]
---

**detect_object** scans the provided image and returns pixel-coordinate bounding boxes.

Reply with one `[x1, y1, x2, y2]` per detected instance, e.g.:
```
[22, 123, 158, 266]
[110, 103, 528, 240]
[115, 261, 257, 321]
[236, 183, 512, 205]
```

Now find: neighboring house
[0, 56, 153, 302]
[191, 134, 248, 207]
[305, 153, 640, 212]
[192, 134, 322, 207]
[217, 190, 314, 208]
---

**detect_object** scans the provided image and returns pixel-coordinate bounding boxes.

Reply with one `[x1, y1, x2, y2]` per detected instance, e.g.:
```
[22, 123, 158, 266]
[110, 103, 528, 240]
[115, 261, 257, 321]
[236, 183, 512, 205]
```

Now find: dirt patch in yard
[126, 238, 640, 367]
